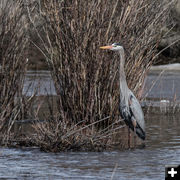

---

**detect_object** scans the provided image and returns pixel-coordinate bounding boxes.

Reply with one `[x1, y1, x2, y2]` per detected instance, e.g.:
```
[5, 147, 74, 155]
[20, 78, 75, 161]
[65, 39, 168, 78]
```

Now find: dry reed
[26, 0, 175, 151]
[0, 0, 28, 143]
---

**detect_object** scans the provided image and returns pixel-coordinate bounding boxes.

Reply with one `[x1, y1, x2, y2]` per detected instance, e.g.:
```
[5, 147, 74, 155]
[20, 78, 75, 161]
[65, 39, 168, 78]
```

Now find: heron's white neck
[118, 48, 129, 104]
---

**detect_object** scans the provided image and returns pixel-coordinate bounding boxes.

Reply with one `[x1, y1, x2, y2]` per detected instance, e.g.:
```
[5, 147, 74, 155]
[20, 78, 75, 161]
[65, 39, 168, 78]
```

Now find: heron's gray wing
[129, 93, 145, 131]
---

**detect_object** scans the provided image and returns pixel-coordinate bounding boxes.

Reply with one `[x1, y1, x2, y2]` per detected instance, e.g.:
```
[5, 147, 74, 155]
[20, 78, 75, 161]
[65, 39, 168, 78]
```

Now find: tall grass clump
[0, 0, 28, 143]
[27, 0, 175, 151]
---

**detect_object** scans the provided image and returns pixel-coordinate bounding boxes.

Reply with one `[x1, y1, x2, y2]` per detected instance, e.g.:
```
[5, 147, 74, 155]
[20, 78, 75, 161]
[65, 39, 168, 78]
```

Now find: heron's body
[119, 89, 145, 140]
[100, 43, 145, 141]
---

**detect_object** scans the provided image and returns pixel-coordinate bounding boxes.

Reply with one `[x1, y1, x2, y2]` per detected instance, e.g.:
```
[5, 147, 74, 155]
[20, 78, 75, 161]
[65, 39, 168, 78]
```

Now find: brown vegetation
[0, 0, 28, 143]
[25, 0, 174, 151]
[0, 0, 175, 151]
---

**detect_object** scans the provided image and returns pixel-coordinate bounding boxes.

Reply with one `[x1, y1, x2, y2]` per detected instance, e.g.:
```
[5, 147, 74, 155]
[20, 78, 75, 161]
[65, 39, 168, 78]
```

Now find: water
[0, 114, 180, 179]
[144, 71, 180, 101]
[23, 71, 56, 96]
[23, 69, 180, 101]
[1, 67, 180, 179]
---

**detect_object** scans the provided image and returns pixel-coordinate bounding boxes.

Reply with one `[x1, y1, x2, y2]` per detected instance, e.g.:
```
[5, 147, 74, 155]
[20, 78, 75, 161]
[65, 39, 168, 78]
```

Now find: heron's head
[100, 43, 123, 51]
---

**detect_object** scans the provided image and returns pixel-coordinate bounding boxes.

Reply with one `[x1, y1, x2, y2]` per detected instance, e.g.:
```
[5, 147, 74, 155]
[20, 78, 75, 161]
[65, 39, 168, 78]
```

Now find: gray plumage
[100, 43, 145, 140]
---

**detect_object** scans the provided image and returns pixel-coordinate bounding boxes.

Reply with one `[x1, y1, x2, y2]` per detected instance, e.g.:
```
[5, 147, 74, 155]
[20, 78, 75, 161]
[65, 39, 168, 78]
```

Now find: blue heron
[100, 43, 145, 147]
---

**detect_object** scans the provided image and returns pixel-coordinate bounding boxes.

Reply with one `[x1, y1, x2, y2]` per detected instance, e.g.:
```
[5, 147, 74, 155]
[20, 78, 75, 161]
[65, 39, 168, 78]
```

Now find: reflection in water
[0, 114, 180, 180]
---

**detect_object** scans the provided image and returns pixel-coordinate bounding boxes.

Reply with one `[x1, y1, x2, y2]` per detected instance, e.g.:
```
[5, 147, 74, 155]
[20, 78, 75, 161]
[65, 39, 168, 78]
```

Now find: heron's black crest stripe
[114, 43, 121, 46]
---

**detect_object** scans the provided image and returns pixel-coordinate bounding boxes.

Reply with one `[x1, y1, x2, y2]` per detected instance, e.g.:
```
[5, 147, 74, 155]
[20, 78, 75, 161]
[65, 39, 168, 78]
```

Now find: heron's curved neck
[118, 48, 128, 100]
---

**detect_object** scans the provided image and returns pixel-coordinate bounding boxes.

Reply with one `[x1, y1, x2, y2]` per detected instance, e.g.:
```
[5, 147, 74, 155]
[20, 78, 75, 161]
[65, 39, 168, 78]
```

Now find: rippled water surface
[1, 70, 180, 179]
[0, 114, 180, 180]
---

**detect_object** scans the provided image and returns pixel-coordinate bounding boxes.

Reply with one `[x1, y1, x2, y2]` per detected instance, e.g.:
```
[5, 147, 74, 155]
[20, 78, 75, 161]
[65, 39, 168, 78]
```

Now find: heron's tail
[135, 123, 146, 140]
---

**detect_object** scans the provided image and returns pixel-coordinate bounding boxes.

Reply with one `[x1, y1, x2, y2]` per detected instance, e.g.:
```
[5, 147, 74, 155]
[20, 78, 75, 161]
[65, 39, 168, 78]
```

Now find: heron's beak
[100, 45, 112, 50]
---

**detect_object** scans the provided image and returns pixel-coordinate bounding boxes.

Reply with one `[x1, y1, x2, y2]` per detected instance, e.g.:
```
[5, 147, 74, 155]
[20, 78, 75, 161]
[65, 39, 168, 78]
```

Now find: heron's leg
[134, 127, 136, 148]
[132, 118, 137, 148]
[128, 127, 130, 149]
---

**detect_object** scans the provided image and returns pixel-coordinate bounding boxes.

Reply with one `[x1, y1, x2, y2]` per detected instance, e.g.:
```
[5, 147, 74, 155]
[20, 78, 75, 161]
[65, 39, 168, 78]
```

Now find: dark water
[0, 114, 180, 179]
[0, 70, 180, 179]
